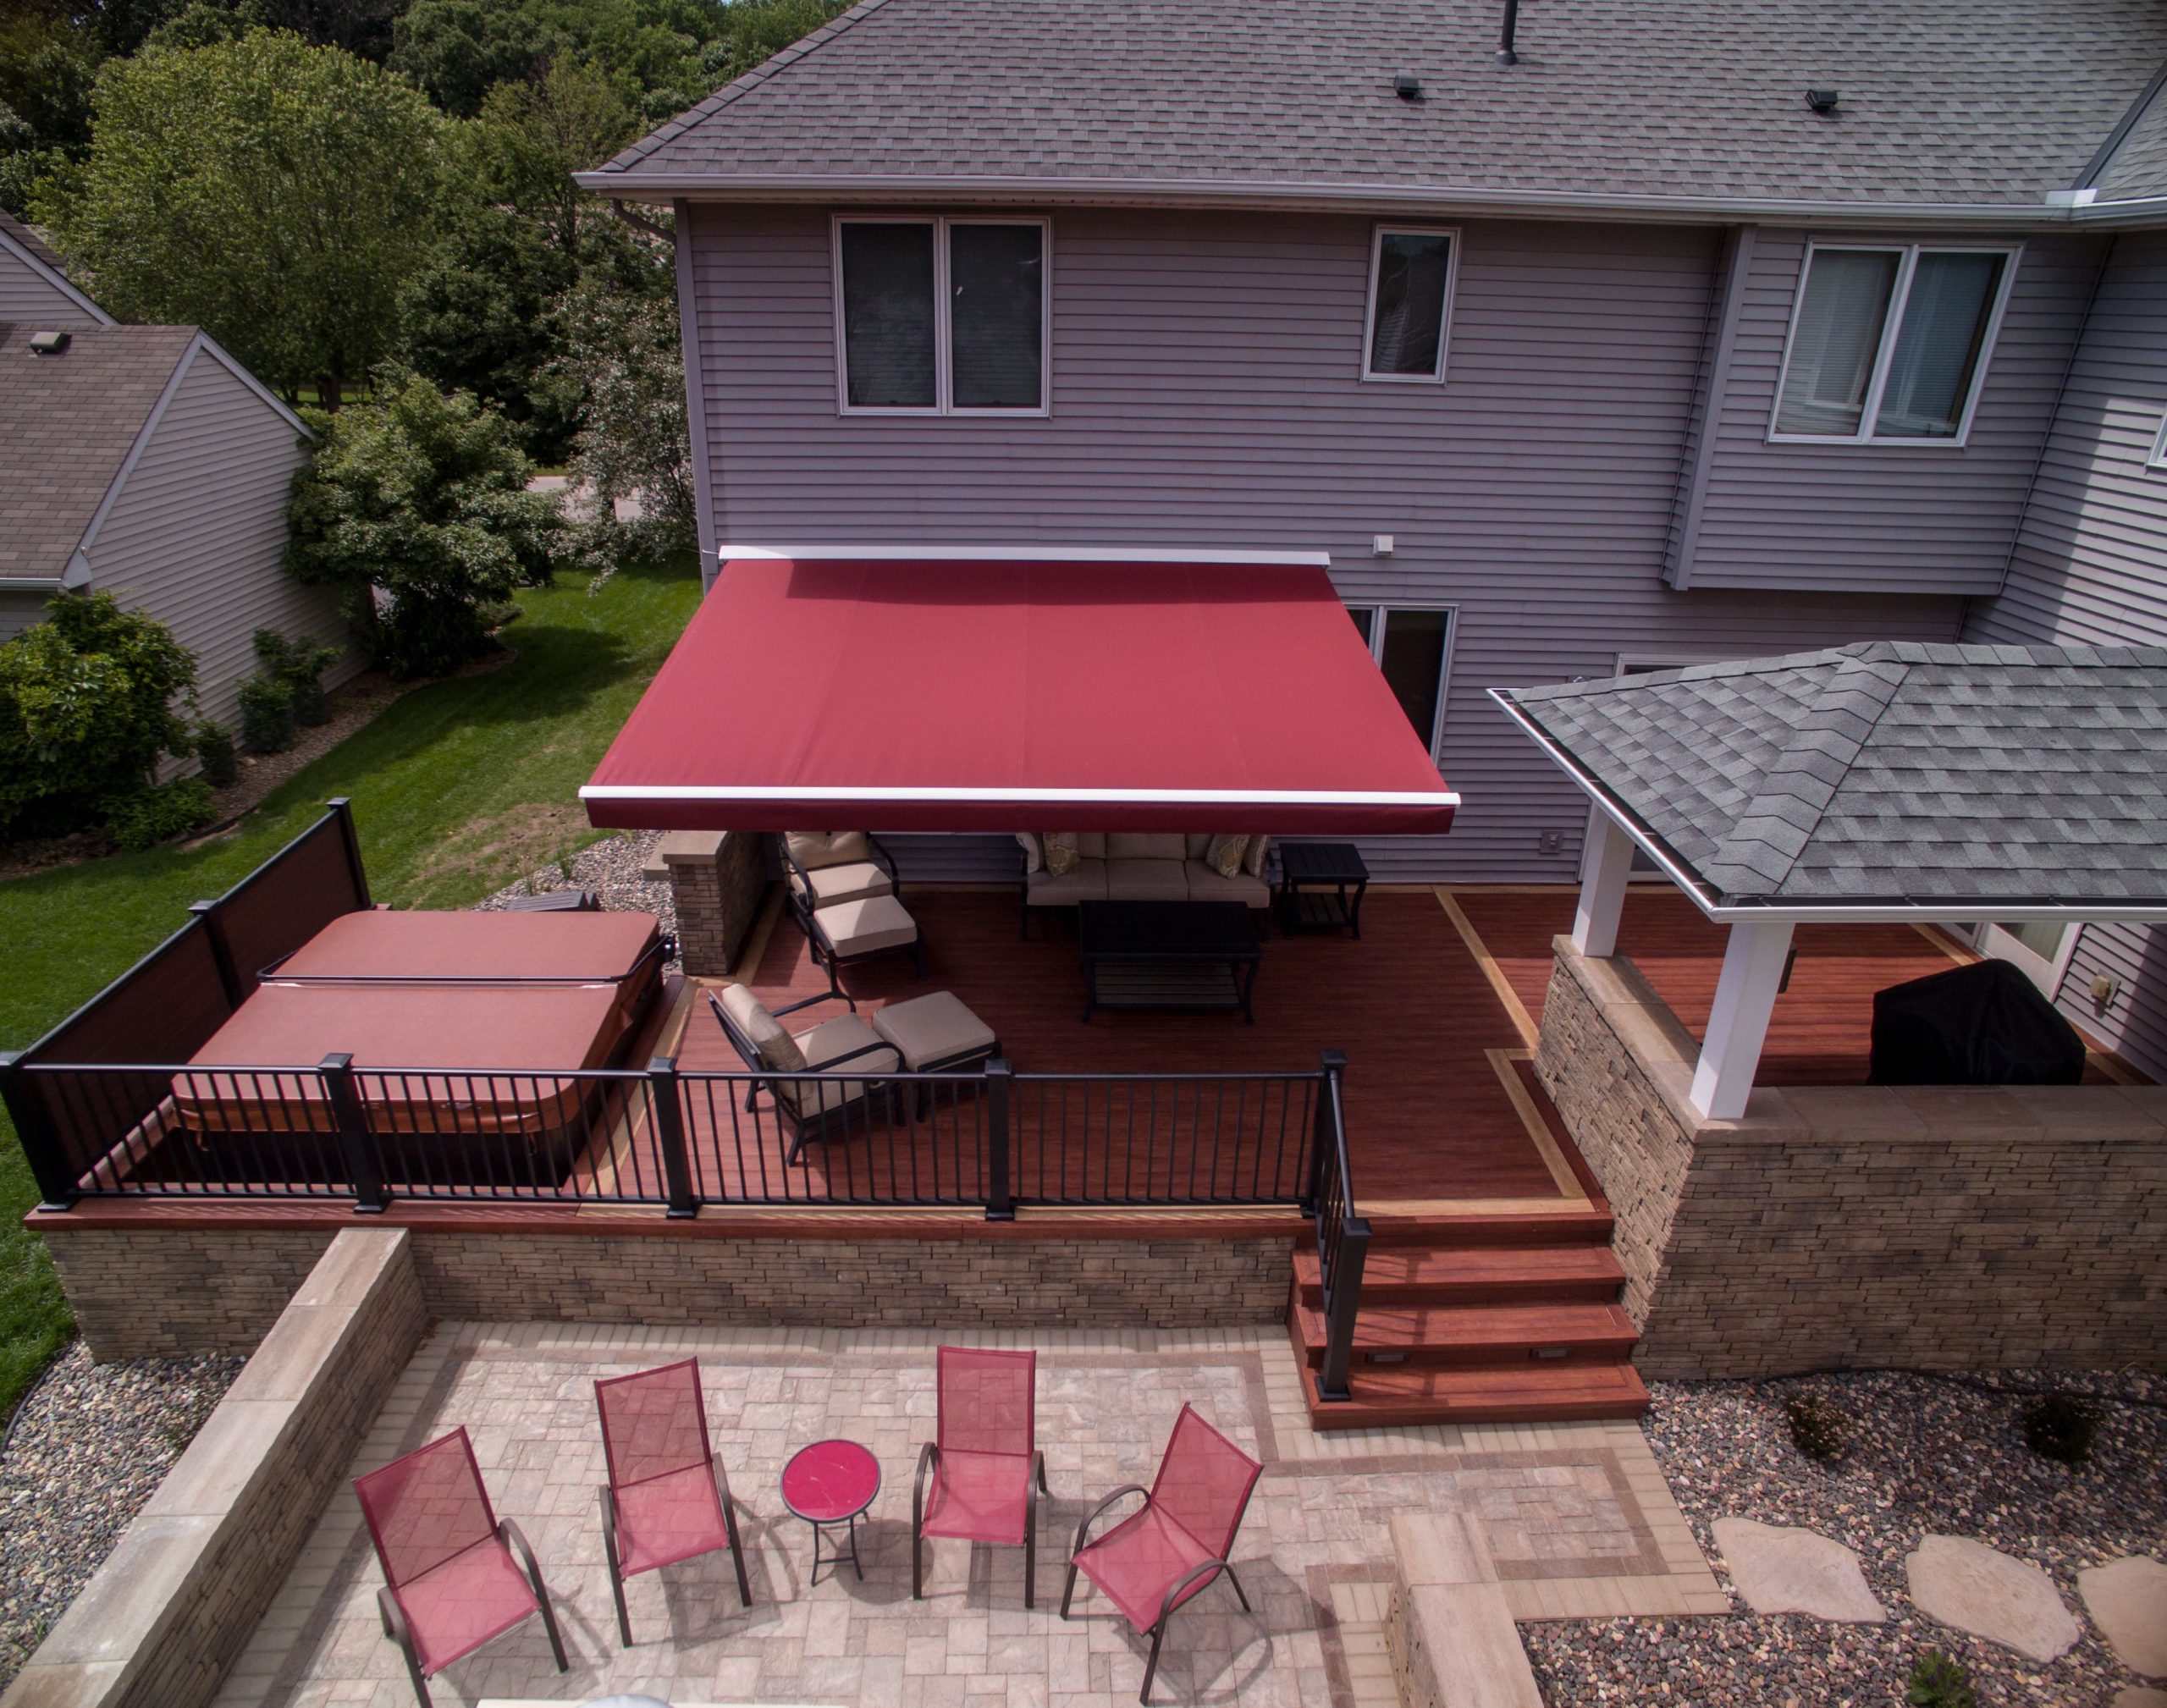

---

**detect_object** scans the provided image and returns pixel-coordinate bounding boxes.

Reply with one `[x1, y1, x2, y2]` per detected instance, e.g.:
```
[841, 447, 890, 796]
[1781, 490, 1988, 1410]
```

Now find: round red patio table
[780, 1439, 880, 1585]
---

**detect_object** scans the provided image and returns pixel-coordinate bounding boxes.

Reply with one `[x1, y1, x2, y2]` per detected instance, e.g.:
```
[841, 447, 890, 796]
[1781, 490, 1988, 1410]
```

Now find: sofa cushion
[1015, 831, 1044, 874]
[789, 860, 893, 908]
[1243, 834, 1270, 879]
[717, 983, 806, 1072]
[1185, 833, 1213, 860]
[1105, 857, 1190, 901]
[785, 830, 870, 872]
[1043, 830, 1080, 876]
[1026, 862, 1108, 904]
[1205, 833, 1249, 878]
[814, 895, 919, 956]
[1186, 868, 1270, 907]
[1076, 832, 1107, 861]
[1106, 832, 1186, 862]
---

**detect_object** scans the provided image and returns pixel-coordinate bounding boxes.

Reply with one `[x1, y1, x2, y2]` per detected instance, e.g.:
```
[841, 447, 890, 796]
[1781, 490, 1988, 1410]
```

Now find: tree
[0, 592, 198, 840]
[37, 30, 446, 400]
[470, 55, 642, 255]
[288, 368, 562, 677]
[386, 0, 543, 118]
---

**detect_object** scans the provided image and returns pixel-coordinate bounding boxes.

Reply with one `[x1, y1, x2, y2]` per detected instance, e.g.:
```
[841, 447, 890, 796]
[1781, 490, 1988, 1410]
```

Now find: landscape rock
[1906, 1534, 2082, 1662]
[2080, 1555, 2167, 1678]
[1711, 1517, 1886, 1623]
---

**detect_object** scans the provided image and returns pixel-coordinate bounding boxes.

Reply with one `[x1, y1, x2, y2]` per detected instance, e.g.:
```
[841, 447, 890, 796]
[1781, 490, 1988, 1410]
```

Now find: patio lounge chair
[913, 1345, 1050, 1606]
[793, 888, 927, 1003]
[1061, 1404, 1263, 1703]
[782, 829, 901, 910]
[709, 984, 904, 1161]
[596, 1356, 753, 1645]
[354, 1427, 567, 1708]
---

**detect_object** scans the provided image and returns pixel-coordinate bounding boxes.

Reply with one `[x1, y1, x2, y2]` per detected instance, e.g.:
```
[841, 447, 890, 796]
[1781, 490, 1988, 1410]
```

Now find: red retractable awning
[582, 555, 1458, 835]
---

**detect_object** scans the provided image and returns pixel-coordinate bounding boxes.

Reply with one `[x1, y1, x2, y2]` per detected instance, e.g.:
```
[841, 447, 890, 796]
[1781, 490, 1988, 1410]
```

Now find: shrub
[1783, 1392, 1848, 1463]
[1906, 1650, 1977, 1708]
[103, 778, 216, 851]
[2022, 1393, 2099, 1466]
[237, 675, 295, 755]
[251, 630, 340, 726]
[0, 592, 196, 840]
[193, 720, 238, 788]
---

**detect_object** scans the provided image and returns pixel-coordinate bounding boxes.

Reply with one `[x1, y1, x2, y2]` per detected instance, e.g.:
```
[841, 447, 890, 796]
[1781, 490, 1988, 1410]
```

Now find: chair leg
[533, 1578, 569, 1672]
[1222, 1562, 1252, 1613]
[725, 1501, 753, 1608]
[380, 1588, 433, 1708]
[1139, 1619, 1166, 1704]
[910, 940, 927, 978]
[1060, 1561, 1079, 1618]
[602, 1489, 633, 1648]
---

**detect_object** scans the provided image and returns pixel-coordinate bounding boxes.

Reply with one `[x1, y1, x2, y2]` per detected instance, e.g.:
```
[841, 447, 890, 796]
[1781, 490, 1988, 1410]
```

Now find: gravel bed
[1525, 1369, 2167, 1706]
[0, 1342, 241, 1689]
[476, 828, 676, 954]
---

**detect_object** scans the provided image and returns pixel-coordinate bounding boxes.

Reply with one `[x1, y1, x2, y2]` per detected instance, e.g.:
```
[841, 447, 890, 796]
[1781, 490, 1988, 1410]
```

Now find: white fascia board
[712, 543, 1334, 567]
[0, 227, 115, 326]
[582, 784, 1460, 808]
[1487, 688, 2167, 927]
[575, 170, 2101, 230]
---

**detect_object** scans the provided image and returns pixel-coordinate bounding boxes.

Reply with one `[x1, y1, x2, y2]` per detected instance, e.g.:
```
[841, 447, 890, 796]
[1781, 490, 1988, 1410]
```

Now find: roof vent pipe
[1495, 0, 1520, 66]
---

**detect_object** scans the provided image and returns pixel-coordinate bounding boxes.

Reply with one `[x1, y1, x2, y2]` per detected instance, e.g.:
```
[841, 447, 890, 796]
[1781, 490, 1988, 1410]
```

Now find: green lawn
[0, 553, 700, 1420]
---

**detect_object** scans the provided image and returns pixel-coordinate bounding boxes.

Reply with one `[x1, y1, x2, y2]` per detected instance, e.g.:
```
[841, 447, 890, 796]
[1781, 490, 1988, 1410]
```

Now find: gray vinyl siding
[1675, 228, 2107, 595]
[83, 346, 350, 738]
[1965, 232, 2167, 1082]
[0, 591, 47, 642]
[688, 204, 1965, 883]
[0, 245, 101, 327]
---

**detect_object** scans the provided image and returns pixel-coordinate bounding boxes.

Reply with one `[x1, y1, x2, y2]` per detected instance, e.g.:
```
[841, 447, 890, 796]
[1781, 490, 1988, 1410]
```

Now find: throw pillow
[784, 830, 870, 872]
[1044, 830, 1080, 876]
[1205, 832, 1250, 878]
[718, 983, 807, 1071]
[1243, 834, 1270, 879]
[1015, 831, 1044, 874]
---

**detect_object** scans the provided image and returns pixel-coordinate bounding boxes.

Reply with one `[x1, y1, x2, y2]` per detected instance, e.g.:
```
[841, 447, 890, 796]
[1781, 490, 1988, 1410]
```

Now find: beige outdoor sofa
[1014, 832, 1271, 935]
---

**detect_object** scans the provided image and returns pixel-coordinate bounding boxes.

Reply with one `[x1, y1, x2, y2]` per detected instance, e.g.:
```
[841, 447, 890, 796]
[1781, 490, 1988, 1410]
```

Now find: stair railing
[1304, 1049, 1370, 1402]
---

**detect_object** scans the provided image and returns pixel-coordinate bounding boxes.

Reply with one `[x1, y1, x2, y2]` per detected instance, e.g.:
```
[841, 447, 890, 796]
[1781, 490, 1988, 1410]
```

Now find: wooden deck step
[1292, 1242, 1625, 1308]
[1361, 1208, 1615, 1248]
[1293, 1299, 1637, 1369]
[1299, 1358, 1651, 1428]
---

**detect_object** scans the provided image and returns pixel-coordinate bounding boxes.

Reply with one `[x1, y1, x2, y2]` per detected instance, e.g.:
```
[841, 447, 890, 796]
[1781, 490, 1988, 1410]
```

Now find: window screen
[840, 223, 936, 408]
[1875, 251, 2006, 438]
[1773, 249, 1899, 437]
[950, 223, 1043, 410]
[1368, 231, 1453, 377]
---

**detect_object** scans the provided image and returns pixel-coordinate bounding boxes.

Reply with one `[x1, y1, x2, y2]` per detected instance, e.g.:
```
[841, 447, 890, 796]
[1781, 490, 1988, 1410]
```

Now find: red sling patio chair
[912, 1344, 1050, 1606]
[354, 1427, 568, 1708]
[596, 1356, 754, 1644]
[1061, 1403, 1264, 1703]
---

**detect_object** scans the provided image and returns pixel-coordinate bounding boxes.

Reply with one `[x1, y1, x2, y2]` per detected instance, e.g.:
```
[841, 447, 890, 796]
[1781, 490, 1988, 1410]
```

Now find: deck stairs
[1291, 1206, 1651, 1429]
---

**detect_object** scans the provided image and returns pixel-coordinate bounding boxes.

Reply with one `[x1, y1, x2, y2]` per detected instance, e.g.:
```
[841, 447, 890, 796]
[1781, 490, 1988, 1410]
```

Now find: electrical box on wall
[1537, 829, 1564, 855]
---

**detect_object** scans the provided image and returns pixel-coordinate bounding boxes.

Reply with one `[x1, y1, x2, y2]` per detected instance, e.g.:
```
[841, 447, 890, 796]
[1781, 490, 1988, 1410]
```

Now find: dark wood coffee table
[1077, 900, 1261, 1022]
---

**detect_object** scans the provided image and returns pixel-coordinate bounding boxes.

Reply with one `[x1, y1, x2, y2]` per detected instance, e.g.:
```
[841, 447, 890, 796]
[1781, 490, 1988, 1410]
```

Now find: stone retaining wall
[3, 1229, 423, 1708]
[1536, 938, 2167, 1380]
[46, 1223, 1291, 1361]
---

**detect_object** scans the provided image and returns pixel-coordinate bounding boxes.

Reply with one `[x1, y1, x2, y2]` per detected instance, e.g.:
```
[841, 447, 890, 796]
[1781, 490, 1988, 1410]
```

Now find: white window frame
[831, 214, 1051, 418]
[1360, 225, 1461, 385]
[2148, 411, 2167, 471]
[1970, 920, 2082, 1000]
[1347, 603, 1457, 759]
[1767, 240, 2021, 449]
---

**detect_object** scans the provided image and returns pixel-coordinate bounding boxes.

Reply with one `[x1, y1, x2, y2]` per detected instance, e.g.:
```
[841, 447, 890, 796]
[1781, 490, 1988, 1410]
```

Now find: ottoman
[871, 991, 1000, 1118]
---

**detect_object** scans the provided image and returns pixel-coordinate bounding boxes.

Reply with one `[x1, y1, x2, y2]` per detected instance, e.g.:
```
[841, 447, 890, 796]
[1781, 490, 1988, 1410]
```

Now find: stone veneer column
[665, 829, 768, 976]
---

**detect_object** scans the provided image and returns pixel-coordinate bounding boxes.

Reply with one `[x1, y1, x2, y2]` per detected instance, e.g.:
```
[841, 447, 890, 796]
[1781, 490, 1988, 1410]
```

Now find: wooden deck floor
[668, 889, 1596, 1214]
[1445, 885, 2146, 1087]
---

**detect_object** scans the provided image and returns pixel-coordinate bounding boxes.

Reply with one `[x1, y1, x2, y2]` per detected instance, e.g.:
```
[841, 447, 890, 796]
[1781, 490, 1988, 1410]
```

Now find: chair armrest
[804, 1039, 898, 1072]
[868, 834, 902, 884]
[1155, 1556, 1233, 1630]
[1071, 1483, 1150, 1560]
[770, 989, 841, 1017]
[497, 1518, 549, 1601]
[913, 1441, 939, 1534]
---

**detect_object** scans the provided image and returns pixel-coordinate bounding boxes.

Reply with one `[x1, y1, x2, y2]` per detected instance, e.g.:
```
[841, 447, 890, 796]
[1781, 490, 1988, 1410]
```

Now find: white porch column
[1571, 804, 1636, 957]
[1689, 919, 1795, 1120]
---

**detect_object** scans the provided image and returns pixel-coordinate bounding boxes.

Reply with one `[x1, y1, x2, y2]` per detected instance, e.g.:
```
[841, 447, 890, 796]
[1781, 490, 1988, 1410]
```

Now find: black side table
[1276, 841, 1370, 938]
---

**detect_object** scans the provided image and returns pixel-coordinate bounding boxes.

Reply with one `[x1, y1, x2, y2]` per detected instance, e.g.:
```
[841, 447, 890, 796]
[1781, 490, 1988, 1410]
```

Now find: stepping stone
[2082, 1556, 2167, 1678]
[1712, 1517, 1886, 1623]
[1906, 1534, 2081, 1663]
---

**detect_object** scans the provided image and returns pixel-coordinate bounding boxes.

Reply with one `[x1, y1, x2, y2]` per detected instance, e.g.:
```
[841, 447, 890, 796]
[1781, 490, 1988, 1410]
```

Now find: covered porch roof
[1493, 642, 2167, 1117]
[582, 550, 1459, 835]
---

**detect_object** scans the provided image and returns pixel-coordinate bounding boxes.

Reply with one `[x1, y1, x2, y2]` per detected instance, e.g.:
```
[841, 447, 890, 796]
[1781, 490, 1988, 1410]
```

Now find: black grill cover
[1869, 959, 2085, 1086]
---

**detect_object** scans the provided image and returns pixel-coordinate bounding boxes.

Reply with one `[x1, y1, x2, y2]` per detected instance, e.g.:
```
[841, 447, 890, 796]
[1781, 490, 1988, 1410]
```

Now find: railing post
[648, 1055, 698, 1218]
[328, 796, 372, 910]
[321, 1053, 389, 1213]
[188, 900, 245, 1007]
[984, 1059, 1013, 1221]
[1315, 1212, 1370, 1403]
[0, 1051, 79, 1210]
[1302, 1048, 1346, 1213]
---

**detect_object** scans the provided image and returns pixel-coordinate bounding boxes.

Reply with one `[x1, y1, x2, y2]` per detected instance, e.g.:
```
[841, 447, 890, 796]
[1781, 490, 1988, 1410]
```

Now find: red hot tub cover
[581, 556, 1460, 835]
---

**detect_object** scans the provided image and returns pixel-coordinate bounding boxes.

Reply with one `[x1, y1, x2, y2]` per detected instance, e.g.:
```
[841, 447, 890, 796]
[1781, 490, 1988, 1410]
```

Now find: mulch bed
[1525, 1369, 2167, 1705]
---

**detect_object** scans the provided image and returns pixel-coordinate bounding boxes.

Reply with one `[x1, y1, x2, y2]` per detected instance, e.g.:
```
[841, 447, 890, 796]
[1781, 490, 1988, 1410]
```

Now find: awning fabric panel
[582, 557, 1458, 834]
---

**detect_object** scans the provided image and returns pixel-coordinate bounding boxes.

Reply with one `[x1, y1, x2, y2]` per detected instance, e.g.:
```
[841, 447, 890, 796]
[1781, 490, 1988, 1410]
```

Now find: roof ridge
[1699, 651, 1910, 902]
[603, 0, 907, 174]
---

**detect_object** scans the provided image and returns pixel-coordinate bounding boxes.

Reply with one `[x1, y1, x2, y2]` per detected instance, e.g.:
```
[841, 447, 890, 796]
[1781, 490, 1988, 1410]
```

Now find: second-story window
[835, 217, 1047, 414]
[1772, 243, 2017, 444]
[1363, 227, 1458, 382]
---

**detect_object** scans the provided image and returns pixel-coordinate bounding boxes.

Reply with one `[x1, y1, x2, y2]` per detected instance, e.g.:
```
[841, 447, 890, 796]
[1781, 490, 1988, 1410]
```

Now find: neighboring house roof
[0, 210, 114, 327]
[1492, 642, 2167, 917]
[0, 323, 308, 586]
[582, 0, 2167, 223]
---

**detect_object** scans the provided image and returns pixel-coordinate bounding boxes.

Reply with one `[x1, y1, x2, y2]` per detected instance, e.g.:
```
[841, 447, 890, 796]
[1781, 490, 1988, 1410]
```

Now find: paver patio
[214, 1323, 1723, 1708]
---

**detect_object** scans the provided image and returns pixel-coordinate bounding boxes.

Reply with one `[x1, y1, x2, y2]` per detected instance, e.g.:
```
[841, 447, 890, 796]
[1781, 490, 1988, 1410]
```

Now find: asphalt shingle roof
[0, 209, 68, 273]
[0, 322, 196, 581]
[1496, 642, 2167, 911]
[592, 0, 2167, 209]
